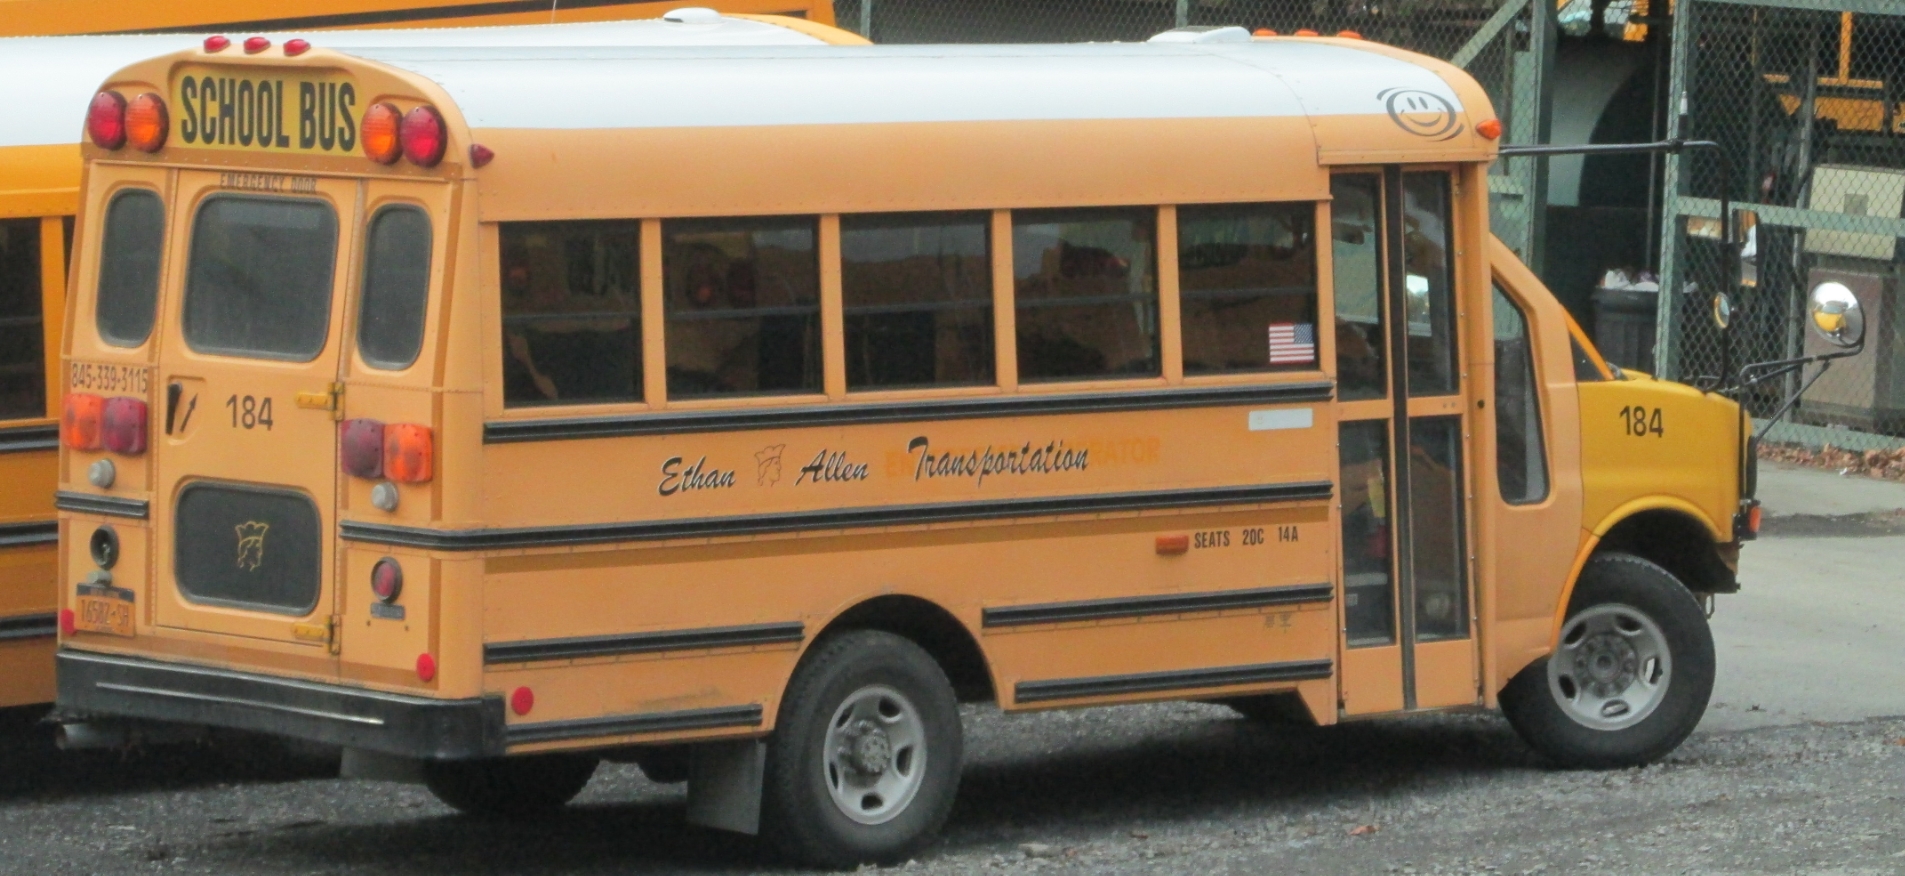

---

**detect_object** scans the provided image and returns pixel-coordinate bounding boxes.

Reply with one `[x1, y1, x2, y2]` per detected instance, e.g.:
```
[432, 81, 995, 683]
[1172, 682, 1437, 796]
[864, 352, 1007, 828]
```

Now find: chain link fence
[1661, 0, 1905, 446]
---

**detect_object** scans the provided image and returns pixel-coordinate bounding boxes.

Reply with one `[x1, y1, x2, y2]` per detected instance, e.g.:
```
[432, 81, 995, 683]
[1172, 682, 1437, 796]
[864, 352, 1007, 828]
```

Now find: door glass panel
[1493, 285, 1549, 504]
[1339, 419, 1394, 647]
[356, 206, 433, 371]
[1409, 416, 1469, 641]
[182, 196, 339, 361]
[0, 219, 43, 420]
[1330, 175, 1385, 399]
[96, 189, 165, 348]
[1401, 172, 1458, 396]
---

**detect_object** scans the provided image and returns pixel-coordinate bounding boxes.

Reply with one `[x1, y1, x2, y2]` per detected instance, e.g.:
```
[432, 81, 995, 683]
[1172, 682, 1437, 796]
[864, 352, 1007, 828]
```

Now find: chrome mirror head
[1807, 281, 1864, 348]
[1711, 293, 1733, 331]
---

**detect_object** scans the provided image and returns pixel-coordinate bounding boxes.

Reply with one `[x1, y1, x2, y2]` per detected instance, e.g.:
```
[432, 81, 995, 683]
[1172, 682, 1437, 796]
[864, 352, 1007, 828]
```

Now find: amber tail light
[63, 394, 105, 450]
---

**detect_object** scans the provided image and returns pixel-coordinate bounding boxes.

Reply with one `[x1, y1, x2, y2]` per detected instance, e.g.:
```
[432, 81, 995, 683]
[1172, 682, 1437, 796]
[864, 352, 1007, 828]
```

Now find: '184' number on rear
[226, 394, 274, 430]
[1618, 405, 1663, 437]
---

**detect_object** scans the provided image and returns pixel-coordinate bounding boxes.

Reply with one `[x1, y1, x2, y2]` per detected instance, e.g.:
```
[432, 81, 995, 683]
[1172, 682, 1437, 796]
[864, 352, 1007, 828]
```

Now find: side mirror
[1711, 292, 1733, 331]
[1807, 281, 1865, 348]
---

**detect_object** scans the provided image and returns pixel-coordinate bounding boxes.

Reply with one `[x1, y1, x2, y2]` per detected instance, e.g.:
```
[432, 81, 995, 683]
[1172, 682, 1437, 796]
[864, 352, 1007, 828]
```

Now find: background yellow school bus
[56, 29, 1751, 867]
[0, 11, 863, 714]
[0, 0, 836, 36]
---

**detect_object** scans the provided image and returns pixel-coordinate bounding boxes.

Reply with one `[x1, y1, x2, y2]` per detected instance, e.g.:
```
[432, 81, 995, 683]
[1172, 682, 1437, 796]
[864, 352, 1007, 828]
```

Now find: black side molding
[982, 582, 1333, 628]
[485, 621, 805, 665]
[1014, 658, 1333, 704]
[0, 423, 57, 454]
[485, 381, 1334, 444]
[56, 650, 506, 759]
[0, 520, 59, 549]
[0, 612, 57, 641]
[343, 480, 1333, 551]
[56, 491, 150, 519]
[505, 704, 764, 745]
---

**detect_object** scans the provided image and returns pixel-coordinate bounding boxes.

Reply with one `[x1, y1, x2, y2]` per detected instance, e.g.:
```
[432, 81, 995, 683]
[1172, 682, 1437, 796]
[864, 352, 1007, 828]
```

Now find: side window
[1572, 336, 1608, 381]
[1331, 175, 1385, 400]
[1401, 171, 1458, 396]
[500, 220, 641, 407]
[663, 216, 820, 399]
[96, 189, 165, 348]
[1178, 203, 1318, 374]
[1493, 285, 1549, 504]
[356, 206, 432, 370]
[841, 212, 993, 390]
[1012, 207, 1159, 381]
[0, 219, 45, 420]
[183, 196, 338, 361]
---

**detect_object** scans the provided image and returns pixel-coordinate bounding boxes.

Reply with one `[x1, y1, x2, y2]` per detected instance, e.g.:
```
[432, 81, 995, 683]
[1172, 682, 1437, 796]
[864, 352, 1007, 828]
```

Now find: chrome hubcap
[1549, 603, 1672, 730]
[823, 685, 925, 825]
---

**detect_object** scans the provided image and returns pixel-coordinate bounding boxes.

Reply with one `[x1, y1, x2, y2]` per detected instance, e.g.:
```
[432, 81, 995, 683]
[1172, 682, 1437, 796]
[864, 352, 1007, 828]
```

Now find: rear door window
[356, 206, 432, 370]
[96, 189, 165, 347]
[183, 196, 338, 361]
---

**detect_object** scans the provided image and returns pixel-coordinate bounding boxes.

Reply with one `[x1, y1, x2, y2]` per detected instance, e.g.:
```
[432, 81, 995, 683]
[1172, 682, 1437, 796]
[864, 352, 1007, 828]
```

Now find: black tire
[1221, 692, 1318, 726]
[762, 630, 962, 869]
[422, 754, 598, 818]
[1500, 552, 1715, 769]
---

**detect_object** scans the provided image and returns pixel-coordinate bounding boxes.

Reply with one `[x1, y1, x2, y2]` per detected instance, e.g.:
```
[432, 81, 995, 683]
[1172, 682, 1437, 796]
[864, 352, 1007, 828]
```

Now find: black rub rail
[983, 582, 1332, 628]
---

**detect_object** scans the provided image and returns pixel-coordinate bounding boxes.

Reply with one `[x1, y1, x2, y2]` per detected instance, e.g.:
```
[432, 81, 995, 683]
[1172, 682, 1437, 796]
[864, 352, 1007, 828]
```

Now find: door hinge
[295, 382, 346, 421]
[291, 615, 343, 653]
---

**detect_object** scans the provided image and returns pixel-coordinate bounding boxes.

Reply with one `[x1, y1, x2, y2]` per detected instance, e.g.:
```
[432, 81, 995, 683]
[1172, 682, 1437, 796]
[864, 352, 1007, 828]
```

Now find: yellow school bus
[0, 12, 863, 716]
[57, 28, 1760, 866]
[0, 0, 836, 36]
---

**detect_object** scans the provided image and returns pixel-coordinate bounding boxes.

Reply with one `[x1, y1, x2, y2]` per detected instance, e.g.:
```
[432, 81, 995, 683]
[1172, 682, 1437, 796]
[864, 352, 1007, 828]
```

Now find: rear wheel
[423, 753, 598, 818]
[1500, 553, 1714, 768]
[762, 631, 962, 869]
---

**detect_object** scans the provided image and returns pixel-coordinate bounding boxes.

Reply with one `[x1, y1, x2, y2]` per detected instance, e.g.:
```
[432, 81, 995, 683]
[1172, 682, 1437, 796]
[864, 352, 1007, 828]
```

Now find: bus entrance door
[150, 172, 356, 662]
[1330, 168, 1479, 716]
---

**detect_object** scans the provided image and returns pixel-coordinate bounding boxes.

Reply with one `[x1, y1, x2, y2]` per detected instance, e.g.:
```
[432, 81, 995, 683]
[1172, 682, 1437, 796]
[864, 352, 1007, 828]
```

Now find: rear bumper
[55, 649, 505, 759]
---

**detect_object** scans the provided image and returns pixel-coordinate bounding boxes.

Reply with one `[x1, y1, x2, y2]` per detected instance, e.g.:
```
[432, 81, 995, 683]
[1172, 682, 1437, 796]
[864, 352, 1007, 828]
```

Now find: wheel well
[1595, 510, 1736, 596]
[816, 595, 995, 703]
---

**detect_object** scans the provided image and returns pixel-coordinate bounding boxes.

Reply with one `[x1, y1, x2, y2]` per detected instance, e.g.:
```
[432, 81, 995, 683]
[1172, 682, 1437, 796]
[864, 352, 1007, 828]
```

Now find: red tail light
[126, 93, 168, 153]
[100, 397, 148, 455]
[340, 418, 384, 479]
[87, 91, 127, 150]
[400, 105, 446, 167]
[362, 102, 401, 164]
[63, 393, 105, 450]
[384, 424, 434, 483]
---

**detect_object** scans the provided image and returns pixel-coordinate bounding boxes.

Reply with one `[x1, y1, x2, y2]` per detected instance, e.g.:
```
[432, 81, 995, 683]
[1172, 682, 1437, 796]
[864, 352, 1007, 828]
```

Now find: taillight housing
[100, 397, 148, 455]
[62, 393, 105, 450]
[384, 424, 434, 483]
[340, 418, 384, 479]
[126, 93, 169, 153]
[340, 418, 432, 483]
[87, 91, 127, 150]
[400, 105, 447, 167]
[370, 557, 403, 603]
[362, 102, 402, 164]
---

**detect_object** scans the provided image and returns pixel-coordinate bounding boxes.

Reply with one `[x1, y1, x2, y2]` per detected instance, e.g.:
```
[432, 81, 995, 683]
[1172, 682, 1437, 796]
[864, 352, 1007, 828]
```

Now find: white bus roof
[1, 12, 842, 148]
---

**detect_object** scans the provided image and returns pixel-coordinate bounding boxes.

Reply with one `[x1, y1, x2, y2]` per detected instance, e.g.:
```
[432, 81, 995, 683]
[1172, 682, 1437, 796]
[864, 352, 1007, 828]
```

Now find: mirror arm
[1748, 341, 1866, 441]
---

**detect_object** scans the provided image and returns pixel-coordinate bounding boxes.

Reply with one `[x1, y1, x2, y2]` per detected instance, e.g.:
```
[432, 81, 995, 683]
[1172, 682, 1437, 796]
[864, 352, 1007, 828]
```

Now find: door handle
[164, 382, 183, 434]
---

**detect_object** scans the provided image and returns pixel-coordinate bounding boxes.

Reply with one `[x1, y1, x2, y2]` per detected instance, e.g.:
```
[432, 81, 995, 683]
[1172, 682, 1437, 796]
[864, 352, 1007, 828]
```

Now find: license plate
[74, 583, 134, 638]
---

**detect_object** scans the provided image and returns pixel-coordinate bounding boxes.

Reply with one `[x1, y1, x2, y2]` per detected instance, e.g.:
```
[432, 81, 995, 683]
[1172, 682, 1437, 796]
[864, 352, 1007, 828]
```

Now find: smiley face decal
[1379, 87, 1464, 141]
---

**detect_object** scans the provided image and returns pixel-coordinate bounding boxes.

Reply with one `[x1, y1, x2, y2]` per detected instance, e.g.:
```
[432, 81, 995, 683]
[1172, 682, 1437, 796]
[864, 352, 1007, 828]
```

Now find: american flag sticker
[1268, 322, 1317, 365]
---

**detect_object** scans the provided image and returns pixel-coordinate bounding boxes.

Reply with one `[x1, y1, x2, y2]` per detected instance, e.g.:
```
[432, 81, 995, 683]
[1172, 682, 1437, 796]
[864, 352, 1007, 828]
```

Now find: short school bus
[0, 11, 863, 717]
[57, 28, 1753, 866]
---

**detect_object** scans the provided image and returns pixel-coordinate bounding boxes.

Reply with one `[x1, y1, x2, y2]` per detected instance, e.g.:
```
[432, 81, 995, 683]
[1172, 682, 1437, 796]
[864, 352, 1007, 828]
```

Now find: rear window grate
[175, 483, 321, 615]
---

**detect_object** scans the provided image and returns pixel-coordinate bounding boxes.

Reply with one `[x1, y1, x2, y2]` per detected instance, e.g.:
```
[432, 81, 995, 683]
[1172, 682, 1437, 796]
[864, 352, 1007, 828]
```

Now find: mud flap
[685, 739, 764, 835]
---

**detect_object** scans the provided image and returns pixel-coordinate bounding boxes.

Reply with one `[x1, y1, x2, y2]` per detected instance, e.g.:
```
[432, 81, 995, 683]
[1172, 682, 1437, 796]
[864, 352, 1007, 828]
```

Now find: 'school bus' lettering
[172, 67, 359, 155]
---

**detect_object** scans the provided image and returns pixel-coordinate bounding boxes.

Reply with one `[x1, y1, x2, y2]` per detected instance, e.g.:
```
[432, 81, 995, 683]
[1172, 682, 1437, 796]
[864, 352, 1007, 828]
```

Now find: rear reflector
[510, 686, 534, 715]
[59, 609, 76, 638]
[384, 424, 433, 483]
[416, 652, 437, 682]
[100, 397, 148, 455]
[86, 92, 126, 150]
[62, 393, 105, 450]
[340, 419, 384, 479]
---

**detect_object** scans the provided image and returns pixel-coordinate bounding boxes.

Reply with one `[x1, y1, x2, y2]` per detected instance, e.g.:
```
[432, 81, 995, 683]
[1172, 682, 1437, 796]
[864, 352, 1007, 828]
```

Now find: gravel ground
[0, 701, 1899, 876]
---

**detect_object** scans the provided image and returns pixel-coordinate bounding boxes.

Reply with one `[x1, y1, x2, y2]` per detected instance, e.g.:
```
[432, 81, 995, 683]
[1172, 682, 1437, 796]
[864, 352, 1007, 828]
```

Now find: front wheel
[762, 630, 962, 869]
[1500, 553, 1715, 768]
[422, 753, 598, 818]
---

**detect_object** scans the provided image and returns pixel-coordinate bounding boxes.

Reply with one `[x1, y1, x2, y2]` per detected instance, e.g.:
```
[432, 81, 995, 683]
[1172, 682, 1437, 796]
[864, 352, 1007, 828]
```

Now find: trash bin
[1591, 286, 1658, 374]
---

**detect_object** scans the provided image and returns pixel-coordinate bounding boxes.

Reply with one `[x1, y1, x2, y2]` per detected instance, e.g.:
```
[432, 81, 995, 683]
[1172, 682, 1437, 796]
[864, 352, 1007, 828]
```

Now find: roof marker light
[243, 36, 270, 54]
[203, 35, 230, 52]
[1477, 118, 1504, 140]
[469, 143, 494, 168]
[361, 102, 402, 164]
[1295, 28, 1319, 36]
[1253, 28, 1278, 36]
[126, 93, 168, 153]
[1337, 29, 1363, 39]
[86, 91, 126, 150]
[284, 38, 311, 56]
[400, 105, 447, 167]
